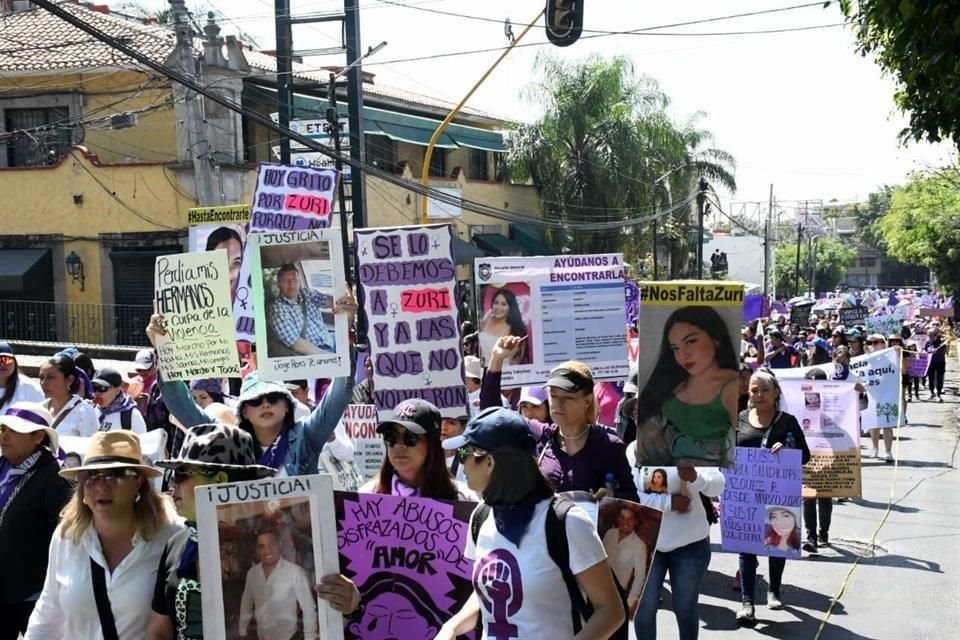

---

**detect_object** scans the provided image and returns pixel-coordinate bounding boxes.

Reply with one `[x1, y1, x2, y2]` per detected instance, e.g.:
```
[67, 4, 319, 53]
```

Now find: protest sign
[839, 305, 869, 326]
[248, 229, 350, 381]
[893, 302, 913, 320]
[355, 224, 466, 420]
[233, 163, 341, 344]
[918, 307, 955, 318]
[60, 430, 167, 490]
[153, 251, 241, 381]
[743, 293, 767, 323]
[721, 448, 803, 558]
[907, 350, 932, 378]
[777, 348, 901, 430]
[338, 404, 383, 480]
[638, 466, 684, 496]
[625, 280, 640, 325]
[318, 449, 364, 492]
[188, 204, 250, 251]
[634, 281, 744, 468]
[196, 475, 342, 640]
[475, 254, 628, 386]
[779, 379, 861, 498]
[334, 492, 476, 640]
[790, 302, 813, 327]
[597, 497, 662, 611]
[866, 315, 901, 337]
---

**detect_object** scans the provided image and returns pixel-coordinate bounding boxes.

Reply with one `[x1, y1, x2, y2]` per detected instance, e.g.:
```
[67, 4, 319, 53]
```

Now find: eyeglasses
[245, 392, 288, 407]
[456, 445, 489, 463]
[172, 468, 216, 485]
[0, 355, 14, 366]
[92, 385, 110, 394]
[383, 430, 421, 448]
[79, 468, 140, 486]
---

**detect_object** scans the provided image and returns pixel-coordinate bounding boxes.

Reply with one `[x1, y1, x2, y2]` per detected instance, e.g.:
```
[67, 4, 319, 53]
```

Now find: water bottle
[785, 432, 796, 450]
[604, 472, 619, 493]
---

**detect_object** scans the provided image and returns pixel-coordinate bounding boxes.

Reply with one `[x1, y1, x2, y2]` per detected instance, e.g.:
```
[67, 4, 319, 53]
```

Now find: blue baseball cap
[442, 406, 537, 453]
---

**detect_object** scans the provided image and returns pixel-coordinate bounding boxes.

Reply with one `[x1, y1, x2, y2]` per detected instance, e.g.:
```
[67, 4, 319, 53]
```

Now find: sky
[123, 0, 956, 216]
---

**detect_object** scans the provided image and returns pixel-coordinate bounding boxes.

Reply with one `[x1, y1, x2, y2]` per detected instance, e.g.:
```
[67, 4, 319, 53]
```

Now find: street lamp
[65, 251, 85, 291]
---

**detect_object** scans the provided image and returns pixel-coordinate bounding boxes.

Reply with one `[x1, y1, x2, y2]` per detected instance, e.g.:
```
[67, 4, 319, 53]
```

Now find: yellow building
[0, 2, 543, 346]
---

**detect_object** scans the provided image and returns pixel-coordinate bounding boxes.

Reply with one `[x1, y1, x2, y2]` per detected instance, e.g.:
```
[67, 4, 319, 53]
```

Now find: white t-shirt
[465, 498, 607, 640]
[0, 374, 44, 407]
[44, 396, 100, 437]
[98, 406, 147, 434]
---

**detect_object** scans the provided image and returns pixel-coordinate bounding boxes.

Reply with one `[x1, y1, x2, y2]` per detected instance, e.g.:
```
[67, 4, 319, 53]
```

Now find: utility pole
[273, 0, 292, 164]
[344, 0, 367, 231]
[652, 219, 658, 281]
[794, 219, 803, 298]
[696, 177, 708, 279]
[171, 0, 216, 205]
[764, 184, 773, 299]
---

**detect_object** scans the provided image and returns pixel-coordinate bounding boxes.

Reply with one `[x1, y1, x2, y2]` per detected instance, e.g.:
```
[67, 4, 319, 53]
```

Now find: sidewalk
[637, 364, 960, 640]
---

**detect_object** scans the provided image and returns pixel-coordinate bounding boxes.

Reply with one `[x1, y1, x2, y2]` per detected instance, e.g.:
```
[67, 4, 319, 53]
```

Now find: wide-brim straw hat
[60, 431, 162, 479]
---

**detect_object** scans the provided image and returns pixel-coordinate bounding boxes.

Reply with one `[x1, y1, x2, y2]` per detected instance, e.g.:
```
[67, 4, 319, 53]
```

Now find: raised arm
[146, 314, 214, 428]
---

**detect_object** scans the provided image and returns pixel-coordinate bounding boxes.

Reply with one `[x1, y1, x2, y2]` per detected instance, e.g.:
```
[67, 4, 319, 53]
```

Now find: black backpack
[470, 495, 628, 638]
[119, 408, 133, 431]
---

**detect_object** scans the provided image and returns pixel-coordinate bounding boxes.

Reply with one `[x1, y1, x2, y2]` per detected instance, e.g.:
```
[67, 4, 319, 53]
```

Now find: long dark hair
[487, 288, 527, 339]
[205, 226, 243, 252]
[482, 447, 554, 506]
[0, 354, 20, 410]
[637, 306, 740, 423]
[375, 430, 459, 500]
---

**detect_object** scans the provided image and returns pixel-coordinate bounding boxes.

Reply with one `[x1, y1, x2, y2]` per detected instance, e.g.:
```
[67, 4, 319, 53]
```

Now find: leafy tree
[774, 237, 856, 297]
[876, 169, 960, 293]
[837, 0, 960, 147]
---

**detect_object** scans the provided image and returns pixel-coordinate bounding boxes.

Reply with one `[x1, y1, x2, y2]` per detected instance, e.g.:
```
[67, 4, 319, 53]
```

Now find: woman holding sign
[734, 370, 810, 627]
[146, 299, 356, 477]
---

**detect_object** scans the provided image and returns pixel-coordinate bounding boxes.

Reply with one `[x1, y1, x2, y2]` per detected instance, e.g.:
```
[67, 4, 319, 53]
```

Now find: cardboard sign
[196, 475, 343, 640]
[474, 254, 628, 386]
[338, 404, 383, 480]
[721, 448, 803, 558]
[153, 251, 240, 381]
[355, 224, 466, 420]
[248, 229, 351, 382]
[634, 281, 744, 467]
[907, 350, 933, 378]
[597, 497, 662, 612]
[838, 306, 869, 326]
[779, 379, 862, 498]
[334, 492, 476, 640]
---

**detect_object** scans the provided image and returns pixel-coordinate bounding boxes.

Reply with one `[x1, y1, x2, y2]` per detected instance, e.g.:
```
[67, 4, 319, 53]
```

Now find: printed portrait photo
[763, 505, 803, 556]
[641, 466, 683, 495]
[259, 241, 337, 359]
[478, 282, 533, 365]
[202, 224, 247, 304]
[804, 392, 822, 410]
[597, 499, 662, 615]
[216, 497, 320, 640]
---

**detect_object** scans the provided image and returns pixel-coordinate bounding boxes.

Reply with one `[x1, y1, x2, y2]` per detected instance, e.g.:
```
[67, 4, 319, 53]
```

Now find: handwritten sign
[338, 404, 383, 480]
[907, 350, 932, 378]
[721, 448, 803, 558]
[196, 475, 343, 640]
[779, 379, 861, 498]
[790, 303, 813, 327]
[866, 315, 901, 338]
[839, 306, 869, 326]
[355, 224, 465, 420]
[153, 251, 240, 381]
[335, 492, 476, 640]
[187, 204, 250, 253]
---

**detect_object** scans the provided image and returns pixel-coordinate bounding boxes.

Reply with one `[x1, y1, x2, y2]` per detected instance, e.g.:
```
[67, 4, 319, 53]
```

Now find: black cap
[377, 399, 441, 436]
[92, 367, 123, 389]
[544, 365, 594, 393]
[442, 406, 536, 453]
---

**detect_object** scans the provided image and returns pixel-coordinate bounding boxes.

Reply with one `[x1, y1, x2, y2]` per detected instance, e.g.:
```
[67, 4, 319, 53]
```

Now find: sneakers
[818, 532, 830, 547]
[939, 395, 944, 403]
[737, 602, 757, 627]
[802, 537, 818, 553]
[885, 451, 894, 463]
[768, 592, 784, 610]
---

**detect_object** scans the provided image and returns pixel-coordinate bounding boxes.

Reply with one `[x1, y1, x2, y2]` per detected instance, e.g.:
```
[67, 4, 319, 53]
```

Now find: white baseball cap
[464, 356, 482, 380]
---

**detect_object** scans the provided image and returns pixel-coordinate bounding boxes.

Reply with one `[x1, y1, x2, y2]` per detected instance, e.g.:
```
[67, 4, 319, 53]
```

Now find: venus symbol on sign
[390, 302, 399, 318]
[423, 374, 433, 387]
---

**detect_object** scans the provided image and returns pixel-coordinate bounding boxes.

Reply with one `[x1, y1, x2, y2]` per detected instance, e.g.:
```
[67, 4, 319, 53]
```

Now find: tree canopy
[838, 0, 960, 147]
[774, 237, 856, 298]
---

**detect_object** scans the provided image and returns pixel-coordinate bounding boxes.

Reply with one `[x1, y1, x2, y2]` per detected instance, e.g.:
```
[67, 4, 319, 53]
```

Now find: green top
[662, 393, 731, 440]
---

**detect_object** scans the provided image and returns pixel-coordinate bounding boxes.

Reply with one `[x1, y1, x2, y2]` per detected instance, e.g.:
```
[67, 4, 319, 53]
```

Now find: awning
[452, 237, 487, 266]
[510, 223, 552, 256]
[473, 233, 527, 257]
[0, 249, 49, 292]
[245, 85, 507, 151]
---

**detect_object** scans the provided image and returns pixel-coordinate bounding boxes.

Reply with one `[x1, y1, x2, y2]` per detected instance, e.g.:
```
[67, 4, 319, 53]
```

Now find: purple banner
[907, 351, 932, 378]
[335, 492, 476, 640]
[721, 448, 803, 558]
[625, 281, 639, 325]
[742, 293, 767, 323]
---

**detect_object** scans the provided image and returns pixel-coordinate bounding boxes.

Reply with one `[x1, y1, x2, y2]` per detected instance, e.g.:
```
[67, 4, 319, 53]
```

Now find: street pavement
[632, 363, 960, 640]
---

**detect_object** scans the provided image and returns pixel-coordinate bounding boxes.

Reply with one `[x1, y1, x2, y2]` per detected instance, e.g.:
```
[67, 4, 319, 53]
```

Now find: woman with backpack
[437, 407, 624, 640]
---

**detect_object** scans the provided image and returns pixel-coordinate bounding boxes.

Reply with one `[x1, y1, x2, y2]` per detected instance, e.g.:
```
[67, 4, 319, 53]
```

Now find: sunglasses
[245, 392, 288, 407]
[172, 468, 216, 485]
[79, 468, 140, 486]
[383, 430, 421, 448]
[455, 445, 488, 463]
[0, 355, 14, 366]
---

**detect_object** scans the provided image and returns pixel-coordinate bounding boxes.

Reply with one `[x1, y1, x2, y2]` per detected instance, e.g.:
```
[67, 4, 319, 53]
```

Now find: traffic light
[545, 0, 584, 47]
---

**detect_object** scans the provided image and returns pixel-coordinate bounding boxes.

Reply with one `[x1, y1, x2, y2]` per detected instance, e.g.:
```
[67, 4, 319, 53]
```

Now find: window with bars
[4, 107, 72, 167]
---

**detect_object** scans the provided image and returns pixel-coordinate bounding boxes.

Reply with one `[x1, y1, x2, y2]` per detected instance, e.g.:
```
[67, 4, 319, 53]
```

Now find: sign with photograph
[474, 254, 628, 386]
[153, 250, 241, 381]
[248, 229, 351, 382]
[355, 224, 466, 420]
[633, 281, 744, 468]
[779, 379, 862, 498]
[597, 497, 662, 614]
[334, 492, 476, 640]
[196, 475, 342, 640]
[721, 448, 803, 558]
[187, 204, 250, 253]
[337, 404, 383, 480]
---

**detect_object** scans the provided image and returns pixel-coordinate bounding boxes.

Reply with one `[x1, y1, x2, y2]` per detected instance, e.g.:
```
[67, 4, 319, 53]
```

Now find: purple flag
[743, 294, 765, 323]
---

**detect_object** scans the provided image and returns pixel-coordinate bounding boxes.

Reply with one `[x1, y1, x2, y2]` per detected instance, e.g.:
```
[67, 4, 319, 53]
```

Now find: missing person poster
[633, 281, 744, 468]
[334, 492, 476, 640]
[188, 204, 250, 251]
[721, 448, 803, 558]
[355, 224, 466, 420]
[597, 497, 662, 615]
[248, 229, 351, 382]
[338, 404, 384, 480]
[153, 250, 241, 381]
[474, 254, 628, 386]
[196, 475, 343, 640]
[233, 163, 341, 344]
[779, 379, 862, 498]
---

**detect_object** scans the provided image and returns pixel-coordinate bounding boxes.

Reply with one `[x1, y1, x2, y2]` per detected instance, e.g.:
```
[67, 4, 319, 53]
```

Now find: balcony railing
[0, 300, 153, 347]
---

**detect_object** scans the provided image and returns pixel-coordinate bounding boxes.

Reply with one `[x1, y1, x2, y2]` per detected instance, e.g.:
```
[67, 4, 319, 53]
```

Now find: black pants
[928, 361, 946, 396]
[0, 601, 35, 640]
[905, 375, 920, 397]
[804, 497, 833, 538]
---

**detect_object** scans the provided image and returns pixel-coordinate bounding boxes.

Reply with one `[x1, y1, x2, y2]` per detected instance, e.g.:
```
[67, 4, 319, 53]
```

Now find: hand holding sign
[146, 313, 168, 346]
[315, 574, 361, 614]
[333, 288, 359, 324]
[490, 335, 526, 369]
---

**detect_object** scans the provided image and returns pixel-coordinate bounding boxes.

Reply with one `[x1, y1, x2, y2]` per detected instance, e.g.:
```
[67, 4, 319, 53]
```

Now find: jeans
[634, 537, 711, 640]
[739, 554, 785, 603]
[803, 497, 833, 538]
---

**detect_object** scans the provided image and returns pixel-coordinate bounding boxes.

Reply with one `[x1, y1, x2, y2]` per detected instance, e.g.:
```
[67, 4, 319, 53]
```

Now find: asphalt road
[632, 363, 960, 640]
